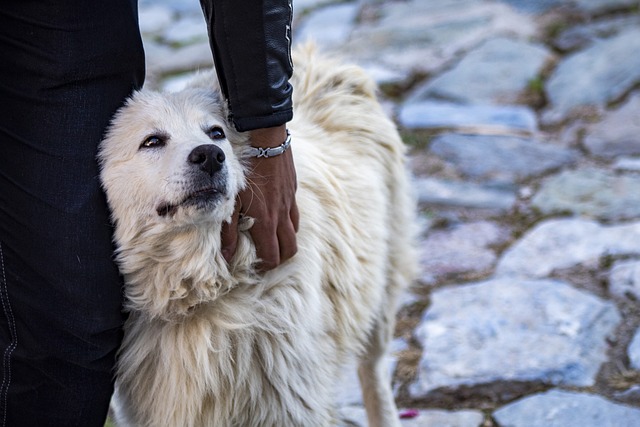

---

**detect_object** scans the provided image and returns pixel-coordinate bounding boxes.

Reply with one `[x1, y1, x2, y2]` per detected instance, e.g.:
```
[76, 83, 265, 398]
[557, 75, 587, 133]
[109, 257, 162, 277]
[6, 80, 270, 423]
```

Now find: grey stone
[398, 101, 538, 134]
[614, 157, 640, 172]
[339, 405, 484, 427]
[410, 278, 621, 397]
[163, 15, 209, 45]
[532, 168, 640, 221]
[138, 4, 175, 35]
[147, 41, 213, 76]
[430, 133, 577, 184]
[294, 3, 359, 50]
[496, 218, 640, 278]
[414, 177, 516, 211]
[409, 38, 551, 105]
[544, 28, 640, 124]
[140, 0, 201, 14]
[502, 0, 564, 13]
[553, 15, 640, 52]
[338, 0, 536, 74]
[493, 390, 640, 427]
[399, 409, 484, 427]
[419, 221, 510, 284]
[609, 260, 640, 300]
[572, 0, 639, 13]
[629, 328, 640, 371]
[583, 94, 640, 158]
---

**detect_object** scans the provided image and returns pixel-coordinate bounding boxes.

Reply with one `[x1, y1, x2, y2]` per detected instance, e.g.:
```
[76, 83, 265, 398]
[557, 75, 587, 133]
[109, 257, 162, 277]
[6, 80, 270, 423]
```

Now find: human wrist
[249, 124, 288, 149]
[248, 124, 291, 158]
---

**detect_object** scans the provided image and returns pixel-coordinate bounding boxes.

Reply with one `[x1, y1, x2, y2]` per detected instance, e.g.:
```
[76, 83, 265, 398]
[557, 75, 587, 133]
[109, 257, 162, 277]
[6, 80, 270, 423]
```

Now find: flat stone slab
[496, 218, 640, 278]
[337, 0, 536, 74]
[544, 28, 640, 124]
[338, 407, 484, 427]
[138, 4, 175, 35]
[419, 221, 510, 284]
[294, 3, 359, 50]
[408, 37, 551, 105]
[493, 390, 640, 427]
[414, 177, 516, 211]
[629, 328, 640, 371]
[583, 94, 640, 158]
[552, 14, 640, 52]
[614, 157, 640, 172]
[531, 168, 640, 221]
[572, 0, 638, 13]
[399, 101, 538, 134]
[609, 260, 640, 301]
[399, 409, 484, 427]
[502, 0, 564, 13]
[430, 133, 577, 185]
[410, 278, 621, 398]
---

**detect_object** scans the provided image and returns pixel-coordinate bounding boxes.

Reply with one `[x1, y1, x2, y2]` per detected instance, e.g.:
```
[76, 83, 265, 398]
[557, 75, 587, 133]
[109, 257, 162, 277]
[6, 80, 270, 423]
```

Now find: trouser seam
[0, 243, 17, 427]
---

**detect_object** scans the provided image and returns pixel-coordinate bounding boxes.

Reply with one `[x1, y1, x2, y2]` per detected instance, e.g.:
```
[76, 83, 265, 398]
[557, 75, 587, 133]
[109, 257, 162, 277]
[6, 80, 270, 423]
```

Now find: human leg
[0, 1, 144, 425]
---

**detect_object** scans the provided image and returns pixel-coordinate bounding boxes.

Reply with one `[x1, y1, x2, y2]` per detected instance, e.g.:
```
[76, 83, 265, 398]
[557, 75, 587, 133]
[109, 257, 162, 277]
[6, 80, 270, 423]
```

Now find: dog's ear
[184, 69, 234, 129]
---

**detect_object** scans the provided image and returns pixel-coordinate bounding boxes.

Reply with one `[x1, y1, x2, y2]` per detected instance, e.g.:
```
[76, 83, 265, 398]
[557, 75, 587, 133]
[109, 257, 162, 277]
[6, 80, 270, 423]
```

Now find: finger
[290, 199, 300, 233]
[251, 218, 280, 272]
[277, 217, 298, 263]
[220, 199, 241, 263]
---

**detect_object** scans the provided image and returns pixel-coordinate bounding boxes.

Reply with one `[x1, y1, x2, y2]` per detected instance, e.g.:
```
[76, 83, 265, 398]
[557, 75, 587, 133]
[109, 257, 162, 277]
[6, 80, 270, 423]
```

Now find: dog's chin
[156, 187, 227, 218]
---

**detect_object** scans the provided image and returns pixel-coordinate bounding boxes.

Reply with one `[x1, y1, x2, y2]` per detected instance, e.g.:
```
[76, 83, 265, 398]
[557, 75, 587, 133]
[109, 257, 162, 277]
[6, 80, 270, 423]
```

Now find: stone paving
[137, 0, 640, 425]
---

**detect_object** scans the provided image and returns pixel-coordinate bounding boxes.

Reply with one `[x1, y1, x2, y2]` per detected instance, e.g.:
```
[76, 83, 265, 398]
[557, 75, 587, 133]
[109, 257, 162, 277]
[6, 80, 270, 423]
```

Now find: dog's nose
[188, 144, 226, 176]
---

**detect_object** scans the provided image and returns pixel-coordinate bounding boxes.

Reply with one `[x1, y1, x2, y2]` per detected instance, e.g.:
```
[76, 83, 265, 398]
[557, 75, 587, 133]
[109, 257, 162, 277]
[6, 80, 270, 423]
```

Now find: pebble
[496, 218, 640, 278]
[411, 278, 621, 397]
[493, 390, 640, 427]
[532, 168, 640, 221]
[408, 37, 551, 105]
[543, 28, 640, 124]
[430, 133, 577, 185]
[583, 94, 640, 158]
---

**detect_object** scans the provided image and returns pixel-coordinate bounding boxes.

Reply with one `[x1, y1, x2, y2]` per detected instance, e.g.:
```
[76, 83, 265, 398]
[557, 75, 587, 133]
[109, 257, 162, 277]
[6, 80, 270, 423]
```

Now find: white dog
[99, 46, 417, 427]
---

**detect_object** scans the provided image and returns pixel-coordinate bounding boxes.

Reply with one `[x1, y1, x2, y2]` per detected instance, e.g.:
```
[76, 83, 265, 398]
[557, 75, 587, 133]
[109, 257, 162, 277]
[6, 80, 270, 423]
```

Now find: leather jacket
[200, 0, 294, 132]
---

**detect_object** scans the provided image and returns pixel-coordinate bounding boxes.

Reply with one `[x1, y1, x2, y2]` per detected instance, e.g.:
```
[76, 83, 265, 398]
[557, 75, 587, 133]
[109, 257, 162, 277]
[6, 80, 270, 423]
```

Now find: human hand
[221, 124, 299, 271]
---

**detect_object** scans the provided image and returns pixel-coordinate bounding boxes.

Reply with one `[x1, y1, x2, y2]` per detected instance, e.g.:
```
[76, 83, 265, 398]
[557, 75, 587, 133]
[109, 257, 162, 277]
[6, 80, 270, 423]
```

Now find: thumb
[221, 199, 241, 263]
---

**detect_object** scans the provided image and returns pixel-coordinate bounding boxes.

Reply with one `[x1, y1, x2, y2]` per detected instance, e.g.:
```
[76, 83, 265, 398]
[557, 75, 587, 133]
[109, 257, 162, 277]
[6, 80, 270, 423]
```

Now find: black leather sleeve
[200, 0, 294, 132]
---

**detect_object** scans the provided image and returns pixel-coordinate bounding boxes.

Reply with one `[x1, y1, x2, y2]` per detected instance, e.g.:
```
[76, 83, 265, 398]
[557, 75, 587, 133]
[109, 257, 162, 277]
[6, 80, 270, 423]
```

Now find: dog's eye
[206, 126, 225, 140]
[140, 135, 166, 149]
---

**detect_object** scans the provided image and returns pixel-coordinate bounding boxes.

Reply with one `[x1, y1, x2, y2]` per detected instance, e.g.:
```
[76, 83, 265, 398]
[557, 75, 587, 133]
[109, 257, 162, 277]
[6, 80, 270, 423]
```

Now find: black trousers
[0, 1, 145, 425]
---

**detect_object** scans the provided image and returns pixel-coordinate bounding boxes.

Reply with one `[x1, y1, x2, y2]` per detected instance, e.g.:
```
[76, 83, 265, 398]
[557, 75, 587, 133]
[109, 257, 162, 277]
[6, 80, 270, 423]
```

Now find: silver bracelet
[247, 130, 291, 158]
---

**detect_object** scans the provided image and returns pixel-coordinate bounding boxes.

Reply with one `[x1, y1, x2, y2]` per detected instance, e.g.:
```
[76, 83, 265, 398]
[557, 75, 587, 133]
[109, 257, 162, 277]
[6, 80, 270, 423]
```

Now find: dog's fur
[99, 46, 417, 427]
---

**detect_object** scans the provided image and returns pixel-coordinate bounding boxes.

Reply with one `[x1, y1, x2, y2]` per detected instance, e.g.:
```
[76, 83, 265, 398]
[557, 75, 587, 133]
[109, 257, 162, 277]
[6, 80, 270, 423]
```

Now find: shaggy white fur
[99, 46, 417, 427]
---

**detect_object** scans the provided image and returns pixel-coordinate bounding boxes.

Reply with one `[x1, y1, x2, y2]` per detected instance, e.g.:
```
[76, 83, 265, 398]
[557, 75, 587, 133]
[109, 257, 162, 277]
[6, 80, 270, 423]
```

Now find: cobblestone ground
[137, 0, 640, 425]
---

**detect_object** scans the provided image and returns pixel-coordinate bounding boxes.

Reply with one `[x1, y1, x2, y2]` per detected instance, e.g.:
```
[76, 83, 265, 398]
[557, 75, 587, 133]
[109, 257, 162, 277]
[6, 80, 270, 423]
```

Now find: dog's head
[99, 80, 255, 319]
[99, 80, 247, 240]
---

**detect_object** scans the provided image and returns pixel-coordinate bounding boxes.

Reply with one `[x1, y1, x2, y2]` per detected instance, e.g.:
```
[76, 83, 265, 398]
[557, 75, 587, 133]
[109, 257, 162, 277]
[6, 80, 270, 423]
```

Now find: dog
[99, 46, 417, 427]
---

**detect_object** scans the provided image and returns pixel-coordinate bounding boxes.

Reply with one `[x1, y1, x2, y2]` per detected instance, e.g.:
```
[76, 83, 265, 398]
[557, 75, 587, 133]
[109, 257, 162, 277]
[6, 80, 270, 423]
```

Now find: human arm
[199, 0, 298, 270]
